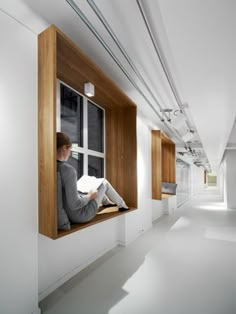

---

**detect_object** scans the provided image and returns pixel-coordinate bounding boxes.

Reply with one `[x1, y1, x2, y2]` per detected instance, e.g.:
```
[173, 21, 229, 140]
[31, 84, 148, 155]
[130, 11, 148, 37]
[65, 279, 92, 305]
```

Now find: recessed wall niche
[38, 25, 137, 239]
[151, 130, 176, 200]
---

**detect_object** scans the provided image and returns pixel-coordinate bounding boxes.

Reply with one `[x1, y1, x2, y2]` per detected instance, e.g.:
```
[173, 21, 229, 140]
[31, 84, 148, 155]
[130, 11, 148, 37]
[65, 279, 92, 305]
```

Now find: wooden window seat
[161, 193, 174, 200]
[38, 25, 137, 239]
[57, 206, 137, 238]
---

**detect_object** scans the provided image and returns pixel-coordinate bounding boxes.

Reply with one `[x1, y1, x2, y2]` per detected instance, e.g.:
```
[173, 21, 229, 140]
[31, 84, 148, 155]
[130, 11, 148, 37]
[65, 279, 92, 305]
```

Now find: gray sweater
[57, 161, 97, 223]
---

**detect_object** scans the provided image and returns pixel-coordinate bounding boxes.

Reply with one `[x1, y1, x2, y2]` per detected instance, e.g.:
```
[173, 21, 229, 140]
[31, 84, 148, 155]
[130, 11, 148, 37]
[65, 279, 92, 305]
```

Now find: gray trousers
[71, 180, 127, 223]
[95, 179, 127, 208]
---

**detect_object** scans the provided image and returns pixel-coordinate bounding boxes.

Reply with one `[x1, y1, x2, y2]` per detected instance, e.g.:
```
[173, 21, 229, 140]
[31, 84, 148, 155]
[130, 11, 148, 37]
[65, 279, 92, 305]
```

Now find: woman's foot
[118, 207, 129, 212]
[102, 203, 117, 208]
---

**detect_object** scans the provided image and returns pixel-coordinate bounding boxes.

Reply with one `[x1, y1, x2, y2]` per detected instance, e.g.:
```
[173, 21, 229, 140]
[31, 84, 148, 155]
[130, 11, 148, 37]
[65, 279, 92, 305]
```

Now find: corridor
[40, 190, 236, 314]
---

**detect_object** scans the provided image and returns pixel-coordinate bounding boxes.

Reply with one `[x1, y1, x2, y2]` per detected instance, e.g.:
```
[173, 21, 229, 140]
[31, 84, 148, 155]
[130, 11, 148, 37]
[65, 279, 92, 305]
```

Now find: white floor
[40, 192, 236, 314]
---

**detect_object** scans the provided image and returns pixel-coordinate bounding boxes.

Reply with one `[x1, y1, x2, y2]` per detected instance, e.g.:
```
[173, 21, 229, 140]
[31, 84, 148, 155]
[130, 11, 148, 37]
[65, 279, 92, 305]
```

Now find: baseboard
[39, 242, 118, 301]
[177, 197, 191, 208]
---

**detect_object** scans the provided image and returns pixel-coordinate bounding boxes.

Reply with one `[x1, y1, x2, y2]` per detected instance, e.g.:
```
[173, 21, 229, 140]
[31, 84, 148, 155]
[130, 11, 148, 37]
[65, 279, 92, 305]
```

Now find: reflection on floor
[176, 192, 190, 207]
[40, 191, 236, 314]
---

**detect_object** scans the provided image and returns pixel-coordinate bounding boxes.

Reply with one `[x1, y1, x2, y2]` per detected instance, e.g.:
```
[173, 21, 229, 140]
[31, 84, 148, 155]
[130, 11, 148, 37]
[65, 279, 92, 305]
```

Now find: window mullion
[87, 150, 105, 158]
[83, 97, 88, 175]
[56, 80, 61, 131]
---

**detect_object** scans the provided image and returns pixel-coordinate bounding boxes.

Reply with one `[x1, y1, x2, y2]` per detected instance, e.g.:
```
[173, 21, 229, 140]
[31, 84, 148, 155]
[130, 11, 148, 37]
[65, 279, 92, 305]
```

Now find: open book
[77, 175, 105, 193]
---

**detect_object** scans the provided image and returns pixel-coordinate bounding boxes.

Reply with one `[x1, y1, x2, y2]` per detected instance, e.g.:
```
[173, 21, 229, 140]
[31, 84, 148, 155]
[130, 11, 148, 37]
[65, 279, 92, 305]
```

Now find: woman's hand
[88, 190, 98, 200]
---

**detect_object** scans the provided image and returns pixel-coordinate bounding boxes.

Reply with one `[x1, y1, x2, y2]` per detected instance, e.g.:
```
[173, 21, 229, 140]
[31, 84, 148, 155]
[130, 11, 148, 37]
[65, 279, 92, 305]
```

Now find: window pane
[68, 152, 84, 179]
[88, 101, 104, 152]
[88, 155, 104, 178]
[60, 84, 83, 146]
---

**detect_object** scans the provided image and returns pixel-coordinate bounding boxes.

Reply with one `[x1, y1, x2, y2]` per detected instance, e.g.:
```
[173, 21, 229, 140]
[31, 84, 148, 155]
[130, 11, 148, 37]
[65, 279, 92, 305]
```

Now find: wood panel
[38, 25, 138, 239]
[161, 132, 175, 145]
[162, 143, 176, 183]
[152, 130, 176, 200]
[123, 107, 137, 207]
[38, 26, 57, 239]
[105, 109, 125, 195]
[56, 27, 136, 110]
[169, 144, 176, 182]
[105, 107, 137, 207]
[152, 130, 162, 200]
[57, 207, 137, 238]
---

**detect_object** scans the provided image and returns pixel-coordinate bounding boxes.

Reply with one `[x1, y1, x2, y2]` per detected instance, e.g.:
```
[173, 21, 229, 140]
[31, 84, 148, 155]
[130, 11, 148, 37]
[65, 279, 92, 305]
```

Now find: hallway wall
[176, 159, 191, 206]
[0, 3, 209, 311]
[224, 150, 236, 208]
[191, 164, 205, 196]
[0, 10, 39, 314]
[38, 112, 153, 300]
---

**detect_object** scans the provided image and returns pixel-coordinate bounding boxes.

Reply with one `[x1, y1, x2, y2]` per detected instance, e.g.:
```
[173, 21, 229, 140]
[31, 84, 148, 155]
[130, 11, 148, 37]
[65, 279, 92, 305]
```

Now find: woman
[57, 132, 129, 223]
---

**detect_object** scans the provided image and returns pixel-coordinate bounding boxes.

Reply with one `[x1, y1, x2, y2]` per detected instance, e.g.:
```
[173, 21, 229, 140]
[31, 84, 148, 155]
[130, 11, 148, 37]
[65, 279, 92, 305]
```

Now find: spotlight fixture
[182, 129, 195, 142]
[84, 82, 95, 97]
[173, 109, 183, 116]
[172, 114, 186, 129]
[160, 108, 173, 122]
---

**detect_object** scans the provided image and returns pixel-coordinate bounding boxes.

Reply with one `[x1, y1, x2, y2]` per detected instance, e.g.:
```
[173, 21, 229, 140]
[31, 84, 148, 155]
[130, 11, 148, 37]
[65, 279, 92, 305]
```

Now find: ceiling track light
[181, 129, 195, 142]
[173, 109, 183, 116]
[85, 0, 171, 122]
[160, 108, 173, 122]
[67, 0, 188, 144]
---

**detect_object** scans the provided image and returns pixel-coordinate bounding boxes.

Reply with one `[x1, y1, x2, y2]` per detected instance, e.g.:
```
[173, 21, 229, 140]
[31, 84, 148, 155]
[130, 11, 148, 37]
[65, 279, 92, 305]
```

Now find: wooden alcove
[38, 25, 137, 239]
[151, 130, 176, 200]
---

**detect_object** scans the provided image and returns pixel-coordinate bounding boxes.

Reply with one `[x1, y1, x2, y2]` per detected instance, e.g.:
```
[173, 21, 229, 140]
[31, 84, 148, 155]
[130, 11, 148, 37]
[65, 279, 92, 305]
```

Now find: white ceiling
[157, 0, 236, 170]
[2, 0, 236, 170]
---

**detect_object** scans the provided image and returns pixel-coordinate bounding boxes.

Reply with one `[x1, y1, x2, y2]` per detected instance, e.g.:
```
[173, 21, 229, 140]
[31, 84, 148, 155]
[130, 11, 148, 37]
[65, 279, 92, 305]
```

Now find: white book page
[77, 175, 104, 193]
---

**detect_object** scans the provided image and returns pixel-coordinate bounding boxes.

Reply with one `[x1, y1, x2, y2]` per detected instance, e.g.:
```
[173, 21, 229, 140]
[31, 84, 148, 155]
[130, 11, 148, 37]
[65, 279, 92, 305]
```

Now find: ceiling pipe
[136, 0, 192, 130]
[86, 0, 187, 143]
[136, 0, 212, 168]
[66, 0, 185, 142]
[87, 0, 170, 122]
[66, 0, 161, 120]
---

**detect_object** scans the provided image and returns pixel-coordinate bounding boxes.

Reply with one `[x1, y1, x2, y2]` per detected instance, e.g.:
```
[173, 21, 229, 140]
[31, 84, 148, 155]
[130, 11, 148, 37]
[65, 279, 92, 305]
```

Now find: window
[68, 152, 84, 180]
[88, 101, 104, 152]
[88, 155, 104, 177]
[57, 81, 105, 178]
[60, 83, 83, 146]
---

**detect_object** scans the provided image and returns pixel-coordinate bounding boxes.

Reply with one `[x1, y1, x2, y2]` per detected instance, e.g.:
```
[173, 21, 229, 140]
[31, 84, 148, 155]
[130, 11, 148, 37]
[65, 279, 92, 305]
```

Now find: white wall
[0, 8, 208, 307]
[191, 164, 205, 196]
[0, 2, 228, 312]
[176, 159, 191, 206]
[38, 112, 153, 300]
[38, 219, 121, 300]
[0, 3, 154, 303]
[218, 165, 224, 196]
[0, 10, 39, 314]
[224, 150, 236, 208]
[136, 113, 152, 232]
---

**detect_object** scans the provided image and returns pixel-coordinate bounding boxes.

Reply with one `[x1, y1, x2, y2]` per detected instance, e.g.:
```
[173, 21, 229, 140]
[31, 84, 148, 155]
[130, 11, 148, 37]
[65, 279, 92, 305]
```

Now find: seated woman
[57, 132, 129, 223]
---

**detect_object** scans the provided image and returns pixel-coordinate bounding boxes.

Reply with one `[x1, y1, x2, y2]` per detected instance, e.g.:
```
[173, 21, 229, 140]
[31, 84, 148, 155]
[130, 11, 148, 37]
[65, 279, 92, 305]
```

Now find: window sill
[57, 206, 137, 238]
[162, 193, 175, 199]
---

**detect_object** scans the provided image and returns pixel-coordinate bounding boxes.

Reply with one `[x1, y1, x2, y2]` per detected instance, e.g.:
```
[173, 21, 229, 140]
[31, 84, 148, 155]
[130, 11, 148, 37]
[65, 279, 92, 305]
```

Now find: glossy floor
[40, 191, 236, 314]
